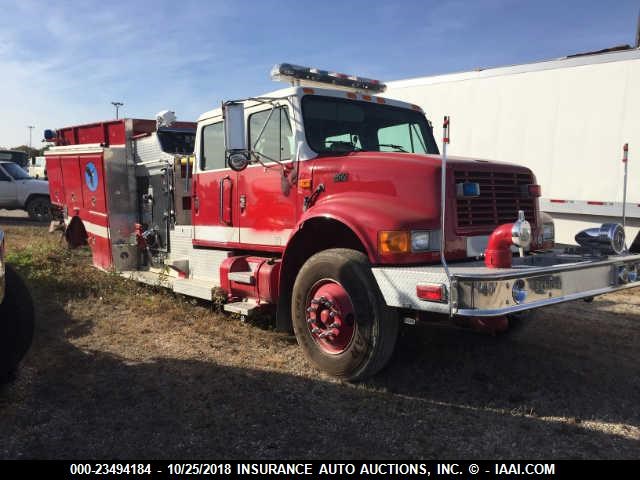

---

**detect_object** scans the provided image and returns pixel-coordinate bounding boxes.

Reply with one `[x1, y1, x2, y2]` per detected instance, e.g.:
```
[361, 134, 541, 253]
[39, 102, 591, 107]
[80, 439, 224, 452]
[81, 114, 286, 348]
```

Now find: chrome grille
[454, 170, 536, 230]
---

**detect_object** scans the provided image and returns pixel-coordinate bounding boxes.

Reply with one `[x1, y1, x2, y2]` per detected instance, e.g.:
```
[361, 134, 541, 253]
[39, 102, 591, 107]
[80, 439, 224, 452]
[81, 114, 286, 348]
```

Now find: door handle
[219, 175, 232, 225]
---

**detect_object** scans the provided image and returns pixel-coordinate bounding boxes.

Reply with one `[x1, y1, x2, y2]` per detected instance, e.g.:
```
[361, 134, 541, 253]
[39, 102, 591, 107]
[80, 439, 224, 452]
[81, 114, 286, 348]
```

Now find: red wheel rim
[305, 280, 356, 354]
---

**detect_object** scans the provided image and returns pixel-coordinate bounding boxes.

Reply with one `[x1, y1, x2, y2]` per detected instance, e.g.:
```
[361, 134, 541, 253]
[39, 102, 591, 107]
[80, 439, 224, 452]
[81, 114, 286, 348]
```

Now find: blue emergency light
[44, 129, 57, 141]
[456, 181, 481, 198]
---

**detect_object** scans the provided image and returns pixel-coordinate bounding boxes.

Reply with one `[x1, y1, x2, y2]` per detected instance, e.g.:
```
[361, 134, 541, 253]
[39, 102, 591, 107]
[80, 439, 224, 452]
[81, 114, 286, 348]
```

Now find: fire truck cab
[45, 64, 640, 381]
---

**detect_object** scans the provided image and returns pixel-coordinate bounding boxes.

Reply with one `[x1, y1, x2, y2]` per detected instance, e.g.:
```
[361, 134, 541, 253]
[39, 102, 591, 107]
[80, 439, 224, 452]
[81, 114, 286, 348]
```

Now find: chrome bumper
[372, 251, 640, 317]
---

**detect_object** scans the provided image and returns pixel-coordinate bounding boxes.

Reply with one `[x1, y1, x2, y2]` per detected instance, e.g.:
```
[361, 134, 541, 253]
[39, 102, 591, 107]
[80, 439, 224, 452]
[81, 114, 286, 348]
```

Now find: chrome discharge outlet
[575, 223, 626, 255]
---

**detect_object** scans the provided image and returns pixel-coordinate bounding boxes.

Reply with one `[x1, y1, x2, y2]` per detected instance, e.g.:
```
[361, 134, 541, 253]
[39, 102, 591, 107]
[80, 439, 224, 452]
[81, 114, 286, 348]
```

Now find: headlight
[411, 231, 430, 251]
[543, 223, 554, 242]
[411, 230, 440, 252]
[379, 230, 440, 254]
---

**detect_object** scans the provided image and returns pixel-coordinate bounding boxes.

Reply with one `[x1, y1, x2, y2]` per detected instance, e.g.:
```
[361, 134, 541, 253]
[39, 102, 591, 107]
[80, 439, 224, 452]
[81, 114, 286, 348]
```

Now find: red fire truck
[45, 64, 640, 380]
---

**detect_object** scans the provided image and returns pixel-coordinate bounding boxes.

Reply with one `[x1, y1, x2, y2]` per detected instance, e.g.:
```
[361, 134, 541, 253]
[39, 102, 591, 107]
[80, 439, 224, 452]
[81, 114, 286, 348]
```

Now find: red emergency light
[271, 63, 387, 93]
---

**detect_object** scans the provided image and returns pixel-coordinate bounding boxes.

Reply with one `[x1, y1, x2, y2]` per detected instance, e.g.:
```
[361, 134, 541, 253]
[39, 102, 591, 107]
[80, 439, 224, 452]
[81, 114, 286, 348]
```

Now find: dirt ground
[0, 215, 638, 459]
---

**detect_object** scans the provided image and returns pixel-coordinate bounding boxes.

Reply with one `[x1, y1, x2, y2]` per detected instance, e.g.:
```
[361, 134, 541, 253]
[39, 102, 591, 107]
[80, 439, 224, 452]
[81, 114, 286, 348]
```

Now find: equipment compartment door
[80, 155, 107, 213]
[60, 156, 84, 211]
[45, 156, 65, 206]
[192, 120, 239, 246]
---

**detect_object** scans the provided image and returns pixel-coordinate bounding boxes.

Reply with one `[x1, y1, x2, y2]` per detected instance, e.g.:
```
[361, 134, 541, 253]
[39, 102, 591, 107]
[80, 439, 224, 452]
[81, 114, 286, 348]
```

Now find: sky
[0, 0, 638, 148]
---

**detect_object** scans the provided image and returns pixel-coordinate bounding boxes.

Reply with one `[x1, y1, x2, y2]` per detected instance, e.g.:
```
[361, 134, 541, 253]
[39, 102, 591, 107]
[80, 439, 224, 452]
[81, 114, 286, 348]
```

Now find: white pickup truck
[0, 160, 51, 221]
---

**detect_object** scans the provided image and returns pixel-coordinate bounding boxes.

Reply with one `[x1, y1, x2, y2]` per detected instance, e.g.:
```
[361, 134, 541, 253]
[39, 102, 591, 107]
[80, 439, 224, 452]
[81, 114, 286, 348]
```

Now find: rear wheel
[0, 265, 35, 382]
[26, 196, 51, 222]
[291, 248, 399, 381]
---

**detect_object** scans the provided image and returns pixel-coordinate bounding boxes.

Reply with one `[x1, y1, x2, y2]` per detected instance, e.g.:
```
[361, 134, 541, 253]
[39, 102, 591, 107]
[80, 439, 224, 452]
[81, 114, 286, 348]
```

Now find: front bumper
[372, 250, 640, 317]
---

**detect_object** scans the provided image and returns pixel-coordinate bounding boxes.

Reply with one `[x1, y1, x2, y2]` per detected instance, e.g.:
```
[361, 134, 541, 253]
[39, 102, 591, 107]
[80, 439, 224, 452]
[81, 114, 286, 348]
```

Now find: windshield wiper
[322, 140, 360, 153]
[378, 143, 407, 152]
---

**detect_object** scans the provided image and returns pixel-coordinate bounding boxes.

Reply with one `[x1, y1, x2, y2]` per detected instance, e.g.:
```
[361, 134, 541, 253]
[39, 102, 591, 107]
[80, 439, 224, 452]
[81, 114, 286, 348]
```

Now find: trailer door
[192, 119, 239, 246]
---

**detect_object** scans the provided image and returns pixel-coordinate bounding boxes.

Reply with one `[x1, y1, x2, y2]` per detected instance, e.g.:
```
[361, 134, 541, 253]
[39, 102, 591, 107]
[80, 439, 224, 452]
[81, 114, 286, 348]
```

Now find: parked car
[0, 160, 51, 221]
[0, 228, 35, 381]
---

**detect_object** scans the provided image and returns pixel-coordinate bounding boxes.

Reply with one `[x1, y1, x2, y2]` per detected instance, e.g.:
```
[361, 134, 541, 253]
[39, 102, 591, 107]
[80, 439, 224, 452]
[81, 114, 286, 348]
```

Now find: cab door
[0, 164, 18, 207]
[237, 105, 298, 249]
[192, 118, 239, 246]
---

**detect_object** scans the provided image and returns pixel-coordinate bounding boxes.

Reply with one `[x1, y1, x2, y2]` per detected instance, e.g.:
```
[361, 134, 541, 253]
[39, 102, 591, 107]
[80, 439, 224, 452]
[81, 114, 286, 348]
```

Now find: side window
[377, 123, 427, 153]
[249, 107, 294, 163]
[201, 122, 226, 170]
[0, 168, 10, 181]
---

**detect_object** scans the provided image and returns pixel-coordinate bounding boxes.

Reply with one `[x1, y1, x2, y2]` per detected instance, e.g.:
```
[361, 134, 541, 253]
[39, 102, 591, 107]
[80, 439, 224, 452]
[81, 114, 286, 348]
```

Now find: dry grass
[0, 218, 639, 459]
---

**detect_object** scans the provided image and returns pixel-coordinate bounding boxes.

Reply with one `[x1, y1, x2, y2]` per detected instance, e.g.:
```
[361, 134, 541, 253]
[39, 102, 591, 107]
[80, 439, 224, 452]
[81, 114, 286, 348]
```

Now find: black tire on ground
[291, 248, 399, 381]
[26, 196, 51, 222]
[0, 264, 35, 382]
[506, 310, 535, 333]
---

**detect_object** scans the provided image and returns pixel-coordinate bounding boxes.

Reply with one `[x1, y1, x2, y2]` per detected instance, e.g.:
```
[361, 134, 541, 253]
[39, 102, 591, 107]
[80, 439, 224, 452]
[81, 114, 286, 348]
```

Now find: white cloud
[0, 1, 236, 147]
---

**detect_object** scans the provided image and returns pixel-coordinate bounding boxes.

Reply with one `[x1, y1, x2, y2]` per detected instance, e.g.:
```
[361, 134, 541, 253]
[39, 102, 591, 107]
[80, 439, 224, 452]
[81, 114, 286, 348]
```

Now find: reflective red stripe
[587, 201, 604, 205]
[550, 199, 566, 203]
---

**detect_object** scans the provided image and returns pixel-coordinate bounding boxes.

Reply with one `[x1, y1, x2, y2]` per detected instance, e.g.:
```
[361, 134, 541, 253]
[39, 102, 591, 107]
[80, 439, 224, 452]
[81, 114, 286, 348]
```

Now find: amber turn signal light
[378, 231, 410, 254]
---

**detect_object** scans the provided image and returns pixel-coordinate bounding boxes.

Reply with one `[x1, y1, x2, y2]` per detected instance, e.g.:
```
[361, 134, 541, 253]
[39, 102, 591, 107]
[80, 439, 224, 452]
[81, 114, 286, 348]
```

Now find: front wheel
[26, 196, 51, 222]
[291, 249, 399, 381]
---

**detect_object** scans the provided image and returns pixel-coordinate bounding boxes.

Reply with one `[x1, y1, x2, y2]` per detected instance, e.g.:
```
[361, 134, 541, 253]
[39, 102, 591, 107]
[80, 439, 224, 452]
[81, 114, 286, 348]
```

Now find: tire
[26, 196, 51, 222]
[506, 310, 535, 333]
[291, 248, 399, 381]
[0, 264, 35, 382]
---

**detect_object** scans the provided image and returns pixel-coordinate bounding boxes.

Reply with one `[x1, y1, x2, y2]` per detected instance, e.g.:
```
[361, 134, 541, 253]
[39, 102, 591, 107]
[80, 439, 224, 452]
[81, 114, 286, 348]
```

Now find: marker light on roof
[271, 63, 386, 93]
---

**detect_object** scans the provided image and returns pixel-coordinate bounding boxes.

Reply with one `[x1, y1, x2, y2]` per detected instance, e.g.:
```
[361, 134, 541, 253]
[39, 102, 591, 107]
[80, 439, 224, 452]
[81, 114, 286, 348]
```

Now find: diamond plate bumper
[372, 251, 640, 316]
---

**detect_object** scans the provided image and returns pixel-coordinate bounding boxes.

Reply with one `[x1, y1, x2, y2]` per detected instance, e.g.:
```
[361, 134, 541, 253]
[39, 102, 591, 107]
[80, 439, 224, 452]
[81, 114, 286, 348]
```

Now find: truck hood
[307, 151, 537, 264]
[310, 151, 534, 228]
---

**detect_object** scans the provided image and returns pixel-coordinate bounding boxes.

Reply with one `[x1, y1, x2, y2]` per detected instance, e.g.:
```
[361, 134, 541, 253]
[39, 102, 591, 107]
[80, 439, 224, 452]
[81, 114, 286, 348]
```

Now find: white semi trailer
[386, 47, 640, 249]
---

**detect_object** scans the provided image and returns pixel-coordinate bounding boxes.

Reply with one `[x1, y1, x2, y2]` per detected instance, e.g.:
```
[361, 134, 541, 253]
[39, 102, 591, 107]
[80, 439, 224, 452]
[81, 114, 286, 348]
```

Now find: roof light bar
[271, 63, 386, 93]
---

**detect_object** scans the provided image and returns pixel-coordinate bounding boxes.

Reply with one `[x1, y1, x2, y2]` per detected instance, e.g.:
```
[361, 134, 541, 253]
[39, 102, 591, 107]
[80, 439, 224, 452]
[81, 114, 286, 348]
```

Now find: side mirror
[223, 101, 250, 172]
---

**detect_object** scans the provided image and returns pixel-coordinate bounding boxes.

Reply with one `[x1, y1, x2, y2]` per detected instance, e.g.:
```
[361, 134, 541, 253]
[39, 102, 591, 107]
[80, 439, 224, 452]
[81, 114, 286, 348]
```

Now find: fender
[293, 192, 440, 264]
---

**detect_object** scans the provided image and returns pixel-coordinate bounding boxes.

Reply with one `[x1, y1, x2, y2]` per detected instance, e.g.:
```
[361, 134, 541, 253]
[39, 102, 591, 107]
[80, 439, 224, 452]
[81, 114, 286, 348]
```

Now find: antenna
[622, 143, 629, 250]
[440, 116, 453, 315]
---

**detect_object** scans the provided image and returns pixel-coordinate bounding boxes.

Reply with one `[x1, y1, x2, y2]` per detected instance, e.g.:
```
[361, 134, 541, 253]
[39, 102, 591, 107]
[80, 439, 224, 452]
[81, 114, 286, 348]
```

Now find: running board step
[223, 301, 260, 320]
[167, 258, 190, 276]
[227, 271, 255, 285]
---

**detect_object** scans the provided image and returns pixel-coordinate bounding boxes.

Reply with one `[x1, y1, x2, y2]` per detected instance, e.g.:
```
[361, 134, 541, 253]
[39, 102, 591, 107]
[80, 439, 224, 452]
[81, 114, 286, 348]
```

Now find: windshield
[2, 162, 31, 180]
[157, 130, 196, 154]
[302, 95, 439, 155]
